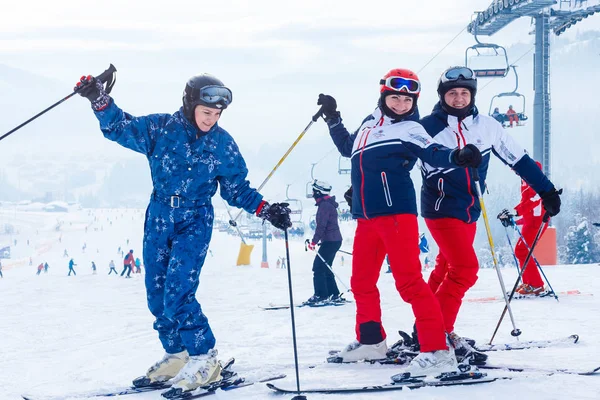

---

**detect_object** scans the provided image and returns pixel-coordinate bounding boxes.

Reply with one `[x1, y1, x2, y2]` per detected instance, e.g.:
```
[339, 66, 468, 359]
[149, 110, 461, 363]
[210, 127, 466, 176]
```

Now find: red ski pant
[515, 219, 546, 288]
[425, 218, 478, 333]
[352, 214, 447, 352]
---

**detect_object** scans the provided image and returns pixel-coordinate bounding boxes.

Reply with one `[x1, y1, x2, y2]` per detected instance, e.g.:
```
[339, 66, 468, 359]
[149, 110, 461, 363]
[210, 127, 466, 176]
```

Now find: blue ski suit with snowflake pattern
[92, 100, 263, 356]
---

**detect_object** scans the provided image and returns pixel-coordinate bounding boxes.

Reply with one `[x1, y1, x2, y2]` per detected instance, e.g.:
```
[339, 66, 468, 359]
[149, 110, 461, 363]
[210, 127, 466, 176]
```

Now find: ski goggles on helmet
[440, 67, 475, 83]
[380, 76, 420, 94]
[191, 85, 233, 108]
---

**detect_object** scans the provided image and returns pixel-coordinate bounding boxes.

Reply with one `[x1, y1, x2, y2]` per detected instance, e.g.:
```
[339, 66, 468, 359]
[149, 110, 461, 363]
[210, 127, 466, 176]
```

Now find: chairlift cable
[418, 25, 468, 74]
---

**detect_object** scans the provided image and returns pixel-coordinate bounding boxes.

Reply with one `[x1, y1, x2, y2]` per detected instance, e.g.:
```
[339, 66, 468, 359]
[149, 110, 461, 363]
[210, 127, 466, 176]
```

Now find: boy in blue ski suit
[75, 72, 292, 393]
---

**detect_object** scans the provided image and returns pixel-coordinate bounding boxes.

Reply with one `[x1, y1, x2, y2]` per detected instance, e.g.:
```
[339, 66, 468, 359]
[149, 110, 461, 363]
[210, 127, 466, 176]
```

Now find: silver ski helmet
[437, 66, 477, 118]
[312, 179, 332, 198]
[182, 74, 233, 122]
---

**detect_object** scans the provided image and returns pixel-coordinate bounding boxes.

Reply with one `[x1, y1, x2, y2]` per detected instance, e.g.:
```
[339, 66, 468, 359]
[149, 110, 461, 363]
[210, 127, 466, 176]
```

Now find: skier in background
[0, 260, 3, 278]
[418, 66, 561, 361]
[108, 260, 118, 275]
[305, 180, 343, 304]
[121, 250, 135, 278]
[75, 71, 292, 394]
[68, 258, 77, 276]
[91, 261, 97, 275]
[498, 161, 549, 296]
[419, 233, 430, 270]
[44, 262, 49, 273]
[135, 257, 142, 274]
[36, 263, 43, 275]
[318, 67, 481, 375]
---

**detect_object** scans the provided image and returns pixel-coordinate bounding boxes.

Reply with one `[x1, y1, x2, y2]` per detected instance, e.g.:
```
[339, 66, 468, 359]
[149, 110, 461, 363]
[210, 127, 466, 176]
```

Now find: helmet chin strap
[441, 97, 475, 119]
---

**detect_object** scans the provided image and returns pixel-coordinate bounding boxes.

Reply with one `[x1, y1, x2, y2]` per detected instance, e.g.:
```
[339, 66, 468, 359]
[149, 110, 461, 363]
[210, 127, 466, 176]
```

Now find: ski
[465, 290, 589, 303]
[267, 371, 499, 394]
[162, 373, 287, 399]
[22, 383, 170, 400]
[479, 364, 600, 376]
[260, 300, 350, 310]
[474, 334, 579, 352]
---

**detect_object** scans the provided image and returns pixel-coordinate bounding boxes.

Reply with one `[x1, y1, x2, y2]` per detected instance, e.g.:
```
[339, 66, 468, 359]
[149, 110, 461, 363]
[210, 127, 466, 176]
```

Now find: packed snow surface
[1, 207, 599, 399]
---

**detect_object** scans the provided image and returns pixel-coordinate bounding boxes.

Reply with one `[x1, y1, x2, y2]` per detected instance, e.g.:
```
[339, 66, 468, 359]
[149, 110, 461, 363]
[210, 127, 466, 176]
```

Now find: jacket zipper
[381, 172, 392, 207]
[456, 120, 474, 223]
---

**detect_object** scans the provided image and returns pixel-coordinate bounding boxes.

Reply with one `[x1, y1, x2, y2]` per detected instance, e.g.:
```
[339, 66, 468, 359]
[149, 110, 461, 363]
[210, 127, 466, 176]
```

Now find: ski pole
[229, 107, 324, 226]
[284, 229, 307, 400]
[503, 225, 524, 276]
[221, 198, 248, 245]
[471, 168, 521, 340]
[337, 249, 353, 256]
[1, 64, 117, 143]
[304, 240, 351, 293]
[513, 222, 558, 301]
[489, 215, 549, 344]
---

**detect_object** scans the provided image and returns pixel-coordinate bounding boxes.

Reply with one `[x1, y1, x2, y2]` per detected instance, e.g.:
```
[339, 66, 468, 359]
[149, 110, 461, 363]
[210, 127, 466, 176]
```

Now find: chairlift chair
[465, 22, 510, 78]
[488, 65, 528, 128]
[338, 155, 351, 175]
[306, 163, 317, 199]
[285, 184, 303, 222]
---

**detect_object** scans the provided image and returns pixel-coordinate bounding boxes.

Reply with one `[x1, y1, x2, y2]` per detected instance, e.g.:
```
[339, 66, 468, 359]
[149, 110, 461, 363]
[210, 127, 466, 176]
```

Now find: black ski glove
[497, 209, 515, 227]
[452, 144, 482, 168]
[540, 188, 562, 218]
[317, 94, 340, 121]
[593, 223, 600, 228]
[75, 75, 110, 111]
[257, 202, 293, 231]
[344, 186, 353, 210]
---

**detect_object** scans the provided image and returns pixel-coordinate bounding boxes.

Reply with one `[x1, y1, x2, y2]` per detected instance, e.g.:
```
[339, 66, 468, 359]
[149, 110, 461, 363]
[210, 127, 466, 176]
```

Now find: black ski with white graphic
[267, 371, 499, 394]
[474, 334, 579, 352]
[161, 373, 287, 399]
[261, 299, 351, 310]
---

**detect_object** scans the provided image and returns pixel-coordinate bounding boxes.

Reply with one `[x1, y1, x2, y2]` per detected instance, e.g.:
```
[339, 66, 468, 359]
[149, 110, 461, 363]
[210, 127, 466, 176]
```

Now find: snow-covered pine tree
[564, 214, 600, 264]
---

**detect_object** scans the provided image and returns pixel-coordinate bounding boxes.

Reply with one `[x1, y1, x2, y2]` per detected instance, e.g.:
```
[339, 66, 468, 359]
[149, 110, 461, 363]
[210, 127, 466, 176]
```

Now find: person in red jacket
[506, 105, 519, 128]
[500, 161, 547, 295]
[122, 249, 135, 278]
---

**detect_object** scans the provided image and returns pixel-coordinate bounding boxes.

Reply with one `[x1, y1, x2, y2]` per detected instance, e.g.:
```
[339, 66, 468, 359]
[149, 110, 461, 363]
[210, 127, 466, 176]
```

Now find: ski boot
[132, 350, 189, 388]
[448, 332, 488, 366]
[328, 339, 388, 363]
[162, 349, 222, 398]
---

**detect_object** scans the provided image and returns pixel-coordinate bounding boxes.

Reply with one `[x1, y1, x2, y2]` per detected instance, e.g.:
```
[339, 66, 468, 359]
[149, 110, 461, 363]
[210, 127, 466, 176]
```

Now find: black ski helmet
[437, 66, 477, 118]
[182, 74, 232, 122]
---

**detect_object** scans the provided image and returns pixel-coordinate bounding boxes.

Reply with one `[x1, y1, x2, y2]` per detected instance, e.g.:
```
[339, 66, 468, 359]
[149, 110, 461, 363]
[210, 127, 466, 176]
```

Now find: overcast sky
[1, 0, 599, 201]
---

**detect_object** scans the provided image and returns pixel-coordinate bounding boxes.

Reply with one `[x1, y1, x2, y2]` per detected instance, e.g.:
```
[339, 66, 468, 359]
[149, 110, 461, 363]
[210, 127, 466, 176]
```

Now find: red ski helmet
[379, 68, 421, 98]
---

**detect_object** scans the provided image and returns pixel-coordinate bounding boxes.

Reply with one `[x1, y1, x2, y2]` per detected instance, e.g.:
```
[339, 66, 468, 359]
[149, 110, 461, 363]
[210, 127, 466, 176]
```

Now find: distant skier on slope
[75, 72, 292, 394]
[68, 258, 77, 276]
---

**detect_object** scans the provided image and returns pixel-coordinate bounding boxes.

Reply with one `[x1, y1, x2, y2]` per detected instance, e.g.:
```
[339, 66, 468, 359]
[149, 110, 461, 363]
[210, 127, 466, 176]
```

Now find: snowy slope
[1, 207, 600, 399]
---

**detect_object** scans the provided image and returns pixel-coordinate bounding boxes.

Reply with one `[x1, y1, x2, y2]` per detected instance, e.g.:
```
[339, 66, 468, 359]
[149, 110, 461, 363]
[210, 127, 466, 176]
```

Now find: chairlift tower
[467, 0, 600, 178]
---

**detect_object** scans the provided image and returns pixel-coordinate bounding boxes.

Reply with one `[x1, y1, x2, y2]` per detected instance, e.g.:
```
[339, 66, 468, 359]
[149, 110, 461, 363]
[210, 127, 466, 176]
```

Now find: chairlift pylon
[488, 65, 529, 128]
[465, 16, 510, 78]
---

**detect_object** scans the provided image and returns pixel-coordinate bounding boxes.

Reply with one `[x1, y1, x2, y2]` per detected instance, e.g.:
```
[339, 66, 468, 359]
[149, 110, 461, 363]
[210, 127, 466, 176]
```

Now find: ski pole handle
[312, 105, 325, 122]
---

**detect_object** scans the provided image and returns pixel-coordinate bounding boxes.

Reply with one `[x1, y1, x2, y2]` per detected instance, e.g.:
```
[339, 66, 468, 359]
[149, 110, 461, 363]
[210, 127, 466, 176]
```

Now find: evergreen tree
[564, 214, 599, 264]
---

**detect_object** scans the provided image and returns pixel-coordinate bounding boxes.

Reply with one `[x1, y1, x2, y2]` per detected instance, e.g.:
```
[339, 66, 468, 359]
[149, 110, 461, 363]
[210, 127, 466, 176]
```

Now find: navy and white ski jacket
[328, 107, 461, 220]
[419, 102, 554, 223]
